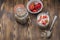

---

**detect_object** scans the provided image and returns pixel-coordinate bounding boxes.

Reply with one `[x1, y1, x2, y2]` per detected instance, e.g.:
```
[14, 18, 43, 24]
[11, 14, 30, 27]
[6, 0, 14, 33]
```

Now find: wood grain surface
[0, 0, 60, 40]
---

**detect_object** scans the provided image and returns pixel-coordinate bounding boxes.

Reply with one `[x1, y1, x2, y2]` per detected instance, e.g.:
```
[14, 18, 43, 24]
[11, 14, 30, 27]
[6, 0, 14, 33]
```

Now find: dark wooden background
[0, 0, 60, 40]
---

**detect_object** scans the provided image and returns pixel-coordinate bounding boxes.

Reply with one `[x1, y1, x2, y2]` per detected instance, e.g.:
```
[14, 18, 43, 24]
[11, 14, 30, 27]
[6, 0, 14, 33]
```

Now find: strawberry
[42, 22, 46, 25]
[35, 3, 41, 10]
[32, 9, 37, 12]
[37, 18, 41, 22]
[35, 5, 38, 9]
[29, 3, 34, 10]
[40, 16, 43, 19]
[43, 16, 47, 19]
[42, 20, 46, 25]
[38, 3, 41, 8]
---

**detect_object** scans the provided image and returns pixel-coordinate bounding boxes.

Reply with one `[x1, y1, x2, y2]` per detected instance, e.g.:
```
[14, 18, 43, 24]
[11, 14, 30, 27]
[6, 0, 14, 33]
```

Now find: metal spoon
[41, 15, 57, 38]
[46, 15, 57, 38]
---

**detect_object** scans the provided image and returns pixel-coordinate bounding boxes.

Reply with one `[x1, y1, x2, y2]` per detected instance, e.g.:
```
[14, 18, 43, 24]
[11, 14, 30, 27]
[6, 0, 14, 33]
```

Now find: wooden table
[0, 0, 60, 40]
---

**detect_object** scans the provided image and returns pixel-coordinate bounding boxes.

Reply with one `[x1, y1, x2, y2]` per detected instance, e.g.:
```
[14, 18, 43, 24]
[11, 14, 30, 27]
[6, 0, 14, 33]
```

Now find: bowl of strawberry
[37, 13, 50, 28]
[27, 0, 43, 14]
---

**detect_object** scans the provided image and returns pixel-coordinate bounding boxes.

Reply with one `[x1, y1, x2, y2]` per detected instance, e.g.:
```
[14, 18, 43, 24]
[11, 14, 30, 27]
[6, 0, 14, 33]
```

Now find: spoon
[41, 15, 57, 38]
[46, 15, 57, 38]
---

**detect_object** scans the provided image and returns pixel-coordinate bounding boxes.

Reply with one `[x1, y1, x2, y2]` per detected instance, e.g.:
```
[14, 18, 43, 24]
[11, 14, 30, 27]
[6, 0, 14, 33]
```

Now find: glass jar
[14, 4, 28, 24]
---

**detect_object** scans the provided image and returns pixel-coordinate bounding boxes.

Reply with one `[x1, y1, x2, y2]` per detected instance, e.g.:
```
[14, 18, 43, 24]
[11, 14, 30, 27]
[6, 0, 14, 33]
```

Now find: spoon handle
[50, 15, 57, 31]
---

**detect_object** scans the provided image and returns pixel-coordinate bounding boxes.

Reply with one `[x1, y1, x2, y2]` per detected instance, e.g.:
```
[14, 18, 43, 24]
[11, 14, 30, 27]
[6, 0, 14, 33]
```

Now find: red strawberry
[43, 16, 47, 19]
[40, 16, 43, 19]
[37, 19, 41, 22]
[32, 9, 37, 12]
[35, 3, 41, 10]
[37, 3, 41, 8]
[35, 5, 38, 9]
[42, 22, 46, 25]
[29, 3, 34, 10]
[42, 20, 46, 25]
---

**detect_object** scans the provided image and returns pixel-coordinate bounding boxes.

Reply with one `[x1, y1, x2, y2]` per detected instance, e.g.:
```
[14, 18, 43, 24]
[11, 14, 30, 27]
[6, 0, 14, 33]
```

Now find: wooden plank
[0, 0, 60, 40]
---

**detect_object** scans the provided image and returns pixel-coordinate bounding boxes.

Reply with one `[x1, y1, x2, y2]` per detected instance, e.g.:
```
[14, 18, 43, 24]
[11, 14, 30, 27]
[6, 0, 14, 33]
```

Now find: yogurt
[37, 13, 49, 27]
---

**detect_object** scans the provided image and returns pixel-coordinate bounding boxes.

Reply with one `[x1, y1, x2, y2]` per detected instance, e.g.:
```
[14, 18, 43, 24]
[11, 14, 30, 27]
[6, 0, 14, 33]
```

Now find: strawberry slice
[43, 16, 47, 19]
[40, 16, 43, 19]
[37, 16, 43, 22]
[37, 19, 41, 22]
[42, 20, 46, 25]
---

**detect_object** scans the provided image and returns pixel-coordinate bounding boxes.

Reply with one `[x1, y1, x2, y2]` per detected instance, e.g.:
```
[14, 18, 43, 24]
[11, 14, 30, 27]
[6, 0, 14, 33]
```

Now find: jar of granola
[14, 4, 28, 24]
